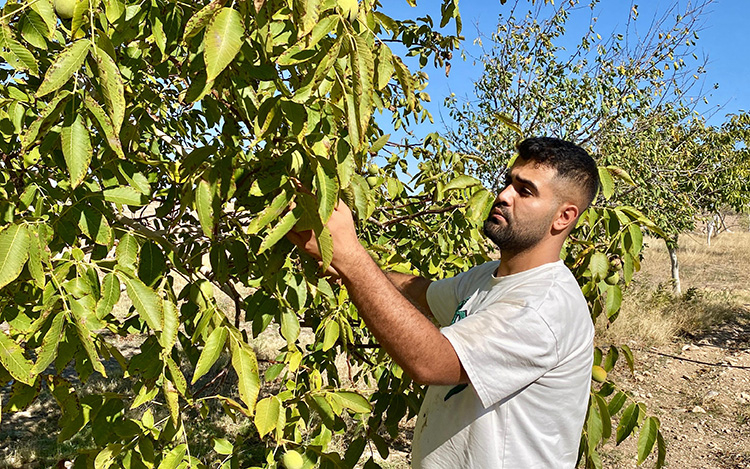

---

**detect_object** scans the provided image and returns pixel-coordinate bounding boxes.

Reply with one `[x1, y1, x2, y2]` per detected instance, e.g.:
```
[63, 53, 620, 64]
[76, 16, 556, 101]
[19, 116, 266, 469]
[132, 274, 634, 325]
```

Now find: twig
[645, 349, 750, 370]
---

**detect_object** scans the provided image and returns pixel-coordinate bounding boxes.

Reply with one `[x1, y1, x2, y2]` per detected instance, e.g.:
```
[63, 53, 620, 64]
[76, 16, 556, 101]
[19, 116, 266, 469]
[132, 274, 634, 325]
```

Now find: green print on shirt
[445, 297, 471, 401]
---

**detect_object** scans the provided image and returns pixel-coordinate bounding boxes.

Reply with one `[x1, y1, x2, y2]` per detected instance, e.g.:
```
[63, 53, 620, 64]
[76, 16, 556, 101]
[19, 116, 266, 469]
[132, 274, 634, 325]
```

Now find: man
[287, 137, 598, 468]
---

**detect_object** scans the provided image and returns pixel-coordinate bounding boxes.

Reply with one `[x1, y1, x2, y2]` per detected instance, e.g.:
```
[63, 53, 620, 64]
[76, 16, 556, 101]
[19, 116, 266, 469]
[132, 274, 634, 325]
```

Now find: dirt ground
[601, 310, 750, 468]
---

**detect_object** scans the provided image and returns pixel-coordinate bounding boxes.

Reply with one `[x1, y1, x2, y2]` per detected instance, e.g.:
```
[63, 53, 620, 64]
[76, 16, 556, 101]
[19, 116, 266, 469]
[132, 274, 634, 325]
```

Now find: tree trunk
[706, 218, 714, 246]
[667, 239, 681, 296]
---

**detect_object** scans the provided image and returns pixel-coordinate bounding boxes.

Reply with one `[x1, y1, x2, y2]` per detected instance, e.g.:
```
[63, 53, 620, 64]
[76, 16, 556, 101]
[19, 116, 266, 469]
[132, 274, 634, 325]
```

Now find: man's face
[483, 159, 561, 252]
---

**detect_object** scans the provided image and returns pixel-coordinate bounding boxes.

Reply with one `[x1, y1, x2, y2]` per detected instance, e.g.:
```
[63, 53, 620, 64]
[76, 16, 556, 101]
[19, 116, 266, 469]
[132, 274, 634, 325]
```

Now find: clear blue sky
[379, 0, 749, 141]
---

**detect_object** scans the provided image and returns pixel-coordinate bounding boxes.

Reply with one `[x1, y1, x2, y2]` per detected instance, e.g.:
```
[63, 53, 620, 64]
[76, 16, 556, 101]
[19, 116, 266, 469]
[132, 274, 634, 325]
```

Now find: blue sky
[379, 0, 749, 141]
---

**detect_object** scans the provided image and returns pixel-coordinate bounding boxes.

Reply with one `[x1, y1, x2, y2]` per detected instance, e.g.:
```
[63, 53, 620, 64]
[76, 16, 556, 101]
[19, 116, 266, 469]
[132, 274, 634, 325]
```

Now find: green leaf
[61, 114, 93, 188]
[467, 188, 494, 223]
[94, 444, 122, 469]
[70, 0, 89, 38]
[350, 35, 374, 150]
[615, 402, 640, 445]
[656, 430, 666, 469]
[103, 187, 146, 206]
[621, 344, 635, 374]
[637, 416, 660, 464]
[76, 205, 112, 246]
[257, 209, 299, 254]
[95, 273, 120, 319]
[280, 311, 300, 344]
[20, 11, 49, 49]
[594, 394, 612, 441]
[182, 0, 224, 42]
[626, 224, 644, 253]
[608, 391, 627, 415]
[588, 251, 609, 281]
[27, 227, 45, 288]
[0, 27, 39, 76]
[30, 0, 56, 37]
[229, 336, 260, 412]
[277, 16, 338, 66]
[21, 90, 72, 150]
[32, 312, 66, 374]
[0, 224, 31, 290]
[160, 300, 179, 353]
[315, 226, 334, 273]
[123, 276, 163, 331]
[605, 284, 622, 319]
[316, 163, 338, 223]
[587, 399, 603, 448]
[322, 320, 339, 351]
[204, 8, 244, 82]
[331, 391, 371, 414]
[138, 241, 165, 287]
[603, 345, 619, 372]
[213, 437, 234, 455]
[607, 165, 636, 186]
[36, 39, 91, 97]
[157, 443, 186, 469]
[247, 189, 293, 235]
[307, 393, 335, 428]
[116, 233, 138, 271]
[444, 175, 481, 192]
[70, 299, 107, 377]
[84, 95, 125, 160]
[93, 45, 126, 134]
[192, 326, 227, 384]
[598, 166, 615, 199]
[254, 396, 281, 438]
[375, 44, 393, 90]
[195, 179, 215, 239]
[0, 330, 34, 385]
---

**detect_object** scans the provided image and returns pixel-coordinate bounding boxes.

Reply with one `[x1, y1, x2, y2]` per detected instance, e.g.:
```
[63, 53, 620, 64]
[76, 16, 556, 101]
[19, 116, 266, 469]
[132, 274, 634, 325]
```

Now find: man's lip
[490, 208, 506, 221]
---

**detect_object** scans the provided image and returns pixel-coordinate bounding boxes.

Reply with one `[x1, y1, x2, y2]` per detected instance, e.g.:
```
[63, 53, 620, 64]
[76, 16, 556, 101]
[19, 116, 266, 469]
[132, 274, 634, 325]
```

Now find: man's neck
[495, 245, 561, 277]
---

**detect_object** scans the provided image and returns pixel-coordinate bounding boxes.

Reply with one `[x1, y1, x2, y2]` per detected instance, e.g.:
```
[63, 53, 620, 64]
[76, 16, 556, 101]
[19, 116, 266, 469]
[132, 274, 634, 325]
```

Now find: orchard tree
[0, 1, 663, 469]
[599, 106, 750, 294]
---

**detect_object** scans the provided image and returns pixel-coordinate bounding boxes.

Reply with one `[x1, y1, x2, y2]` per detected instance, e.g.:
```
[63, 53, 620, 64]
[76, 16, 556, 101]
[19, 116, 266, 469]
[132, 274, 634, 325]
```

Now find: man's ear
[553, 203, 580, 233]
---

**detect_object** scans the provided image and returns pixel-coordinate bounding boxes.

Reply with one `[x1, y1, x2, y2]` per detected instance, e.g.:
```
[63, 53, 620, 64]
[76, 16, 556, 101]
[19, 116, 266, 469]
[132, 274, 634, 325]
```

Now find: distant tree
[599, 106, 750, 294]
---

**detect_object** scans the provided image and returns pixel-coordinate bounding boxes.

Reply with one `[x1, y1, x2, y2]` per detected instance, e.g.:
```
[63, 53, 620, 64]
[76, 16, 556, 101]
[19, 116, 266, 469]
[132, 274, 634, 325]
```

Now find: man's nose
[495, 185, 513, 206]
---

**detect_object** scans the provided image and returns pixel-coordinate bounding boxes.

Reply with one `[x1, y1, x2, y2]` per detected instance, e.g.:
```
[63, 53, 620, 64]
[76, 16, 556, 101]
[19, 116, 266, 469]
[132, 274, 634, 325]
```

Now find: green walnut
[592, 365, 607, 383]
[367, 163, 379, 175]
[366, 176, 379, 188]
[54, 0, 77, 19]
[281, 450, 304, 469]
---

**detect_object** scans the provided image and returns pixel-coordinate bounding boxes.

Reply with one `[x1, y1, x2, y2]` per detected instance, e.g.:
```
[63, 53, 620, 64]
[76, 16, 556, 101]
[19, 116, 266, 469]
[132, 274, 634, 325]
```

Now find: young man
[287, 137, 599, 468]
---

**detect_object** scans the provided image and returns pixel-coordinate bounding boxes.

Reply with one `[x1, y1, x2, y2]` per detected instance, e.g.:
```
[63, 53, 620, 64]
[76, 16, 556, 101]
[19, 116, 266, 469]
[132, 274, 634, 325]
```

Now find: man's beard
[482, 206, 551, 252]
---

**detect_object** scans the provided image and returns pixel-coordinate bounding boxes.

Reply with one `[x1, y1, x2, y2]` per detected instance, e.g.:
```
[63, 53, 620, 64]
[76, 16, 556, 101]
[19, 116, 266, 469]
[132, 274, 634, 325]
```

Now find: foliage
[599, 105, 750, 248]
[446, 0, 711, 191]
[0, 0, 497, 467]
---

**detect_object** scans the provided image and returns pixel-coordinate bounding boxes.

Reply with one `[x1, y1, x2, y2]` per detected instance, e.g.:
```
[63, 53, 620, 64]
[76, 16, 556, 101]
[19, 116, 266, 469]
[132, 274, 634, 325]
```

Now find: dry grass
[596, 227, 750, 348]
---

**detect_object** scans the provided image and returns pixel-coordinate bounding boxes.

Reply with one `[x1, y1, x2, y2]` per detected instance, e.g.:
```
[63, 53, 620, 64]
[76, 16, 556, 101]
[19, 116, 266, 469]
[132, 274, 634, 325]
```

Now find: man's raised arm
[385, 272, 433, 319]
[286, 202, 467, 386]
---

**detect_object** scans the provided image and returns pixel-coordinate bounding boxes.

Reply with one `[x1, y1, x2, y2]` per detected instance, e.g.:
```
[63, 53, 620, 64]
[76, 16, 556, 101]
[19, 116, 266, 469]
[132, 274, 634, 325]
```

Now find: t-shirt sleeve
[425, 276, 460, 327]
[440, 304, 559, 408]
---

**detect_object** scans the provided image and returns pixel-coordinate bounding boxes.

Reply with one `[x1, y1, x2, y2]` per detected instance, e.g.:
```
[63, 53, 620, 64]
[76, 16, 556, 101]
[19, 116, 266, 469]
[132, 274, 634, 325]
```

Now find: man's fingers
[285, 230, 303, 246]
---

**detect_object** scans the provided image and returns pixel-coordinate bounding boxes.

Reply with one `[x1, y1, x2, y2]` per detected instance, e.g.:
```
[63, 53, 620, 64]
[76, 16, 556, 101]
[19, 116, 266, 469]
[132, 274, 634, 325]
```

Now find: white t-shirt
[412, 260, 594, 469]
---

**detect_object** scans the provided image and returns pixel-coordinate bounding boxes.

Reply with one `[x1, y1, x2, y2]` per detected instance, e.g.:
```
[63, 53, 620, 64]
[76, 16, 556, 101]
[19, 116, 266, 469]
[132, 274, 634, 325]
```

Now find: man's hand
[286, 200, 366, 278]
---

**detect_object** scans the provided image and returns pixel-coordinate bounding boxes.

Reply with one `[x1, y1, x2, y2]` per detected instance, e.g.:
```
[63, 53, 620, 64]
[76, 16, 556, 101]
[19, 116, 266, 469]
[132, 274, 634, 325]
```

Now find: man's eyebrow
[513, 173, 538, 193]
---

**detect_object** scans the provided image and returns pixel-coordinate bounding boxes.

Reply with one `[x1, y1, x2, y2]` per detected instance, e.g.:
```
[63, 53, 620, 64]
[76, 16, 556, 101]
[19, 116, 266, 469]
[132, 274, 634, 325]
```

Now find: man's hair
[516, 137, 600, 209]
